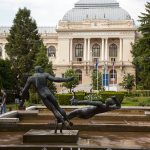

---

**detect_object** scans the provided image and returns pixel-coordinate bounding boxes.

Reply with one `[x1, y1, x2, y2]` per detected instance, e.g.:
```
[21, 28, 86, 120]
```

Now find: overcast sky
[0, 0, 149, 26]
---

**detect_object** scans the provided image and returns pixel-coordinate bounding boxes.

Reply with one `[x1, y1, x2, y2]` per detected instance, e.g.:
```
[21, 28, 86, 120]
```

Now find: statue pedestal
[23, 129, 79, 143]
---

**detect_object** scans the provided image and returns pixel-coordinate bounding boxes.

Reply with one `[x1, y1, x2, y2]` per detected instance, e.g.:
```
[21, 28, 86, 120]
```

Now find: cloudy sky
[0, 0, 149, 26]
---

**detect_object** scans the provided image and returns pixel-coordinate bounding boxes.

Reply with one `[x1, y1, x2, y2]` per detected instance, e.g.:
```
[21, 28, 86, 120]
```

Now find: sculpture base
[23, 129, 79, 143]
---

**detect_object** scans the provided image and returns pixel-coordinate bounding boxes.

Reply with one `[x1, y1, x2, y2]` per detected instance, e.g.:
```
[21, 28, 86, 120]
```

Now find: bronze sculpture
[20, 66, 74, 133]
[20, 66, 121, 133]
[67, 92, 121, 120]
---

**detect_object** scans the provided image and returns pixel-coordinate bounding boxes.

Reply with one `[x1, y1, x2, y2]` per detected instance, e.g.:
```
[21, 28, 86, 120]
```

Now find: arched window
[47, 46, 56, 57]
[76, 69, 82, 84]
[109, 69, 117, 84]
[0, 46, 2, 57]
[109, 44, 118, 57]
[92, 44, 100, 57]
[75, 44, 83, 57]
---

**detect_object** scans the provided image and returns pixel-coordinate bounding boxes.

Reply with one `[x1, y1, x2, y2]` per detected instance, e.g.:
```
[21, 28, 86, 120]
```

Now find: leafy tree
[5, 7, 42, 94]
[0, 59, 14, 91]
[131, 2, 150, 89]
[91, 70, 102, 90]
[34, 44, 56, 93]
[62, 69, 78, 92]
[120, 73, 135, 93]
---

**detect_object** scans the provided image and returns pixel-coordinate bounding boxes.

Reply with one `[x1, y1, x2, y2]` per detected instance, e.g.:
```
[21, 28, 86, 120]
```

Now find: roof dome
[62, 0, 131, 22]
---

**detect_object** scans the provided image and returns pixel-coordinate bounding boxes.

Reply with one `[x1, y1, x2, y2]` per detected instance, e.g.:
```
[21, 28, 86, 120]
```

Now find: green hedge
[98, 91, 125, 103]
[56, 93, 85, 105]
[56, 92, 124, 105]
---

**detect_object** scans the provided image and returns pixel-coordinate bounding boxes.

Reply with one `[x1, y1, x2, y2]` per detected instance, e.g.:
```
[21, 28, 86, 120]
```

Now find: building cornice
[56, 28, 137, 32]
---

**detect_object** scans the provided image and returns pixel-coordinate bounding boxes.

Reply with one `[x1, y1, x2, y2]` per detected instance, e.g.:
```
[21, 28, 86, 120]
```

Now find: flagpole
[105, 62, 107, 88]
[113, 61, 115, 88]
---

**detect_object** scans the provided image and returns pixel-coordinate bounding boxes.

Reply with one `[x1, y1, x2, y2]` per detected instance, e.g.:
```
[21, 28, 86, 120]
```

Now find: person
[19, 66, 74, 131]
[68, 94, 121, 120]
[0, 89, 7, 114]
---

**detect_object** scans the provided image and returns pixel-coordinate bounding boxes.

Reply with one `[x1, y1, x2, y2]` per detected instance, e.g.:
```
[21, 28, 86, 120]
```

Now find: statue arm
[47, 74, 74, 82]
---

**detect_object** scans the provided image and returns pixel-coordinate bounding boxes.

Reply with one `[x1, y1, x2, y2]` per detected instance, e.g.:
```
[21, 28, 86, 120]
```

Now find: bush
[98, 91, 125, 103]
[29, 91, 41, 104]
[56, 93, 85, 105]
[84, 94, 102, 101]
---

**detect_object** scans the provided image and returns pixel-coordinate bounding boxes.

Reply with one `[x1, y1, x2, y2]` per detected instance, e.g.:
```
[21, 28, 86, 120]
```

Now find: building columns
[105, 38, 108, 61]
[69, 38, 73, 62]
[101, 38, 105, 61]
[84, 38, 87, 61]
[87, 38, 90, 61]
[119, 38, 123, 61]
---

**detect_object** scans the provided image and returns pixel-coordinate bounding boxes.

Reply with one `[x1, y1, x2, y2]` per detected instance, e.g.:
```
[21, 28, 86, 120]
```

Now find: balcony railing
[71, 61, 133, 67]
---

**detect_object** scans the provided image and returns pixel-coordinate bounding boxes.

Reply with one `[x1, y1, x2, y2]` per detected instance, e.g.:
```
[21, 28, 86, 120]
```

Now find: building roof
[62, 0, 131, 22]
[0, 27, 56, 34]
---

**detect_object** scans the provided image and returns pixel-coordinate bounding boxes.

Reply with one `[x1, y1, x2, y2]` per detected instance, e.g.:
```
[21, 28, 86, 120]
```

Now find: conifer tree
[5, 7, 42, 93]
[34, 44, 56, 93]
[132, 2, 150, 89]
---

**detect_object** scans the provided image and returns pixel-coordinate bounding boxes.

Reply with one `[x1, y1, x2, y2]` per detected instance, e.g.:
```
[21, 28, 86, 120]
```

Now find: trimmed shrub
[56, 93, 85, 105]
[84, 94, 102, 101]
[98, 91, 125, 103]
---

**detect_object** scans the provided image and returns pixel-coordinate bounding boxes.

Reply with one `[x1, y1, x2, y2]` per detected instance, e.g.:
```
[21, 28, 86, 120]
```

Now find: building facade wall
[0, 0, 137, 92]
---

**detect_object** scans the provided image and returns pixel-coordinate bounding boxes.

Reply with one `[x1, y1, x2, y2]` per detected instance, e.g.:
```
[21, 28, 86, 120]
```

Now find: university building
[0, 0, 137, 92]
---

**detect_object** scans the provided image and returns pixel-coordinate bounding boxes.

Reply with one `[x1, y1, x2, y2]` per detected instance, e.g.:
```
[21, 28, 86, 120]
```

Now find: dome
[62, 0, 131, 22]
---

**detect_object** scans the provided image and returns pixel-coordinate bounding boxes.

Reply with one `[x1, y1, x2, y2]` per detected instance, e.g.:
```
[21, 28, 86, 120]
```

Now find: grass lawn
[122, 97, 150, 106]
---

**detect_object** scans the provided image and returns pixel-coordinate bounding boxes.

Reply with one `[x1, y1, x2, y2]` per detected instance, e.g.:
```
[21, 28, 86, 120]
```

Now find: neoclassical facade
[0, 0, 137, 92]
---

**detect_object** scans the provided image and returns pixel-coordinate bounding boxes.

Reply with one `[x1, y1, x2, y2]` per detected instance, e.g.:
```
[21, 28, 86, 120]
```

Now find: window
[109, 69, 117, 84]
[111, 58, 116, 63]
[75, 44, 83, 57]
[109, 43, 117, 57]
[47, 46, 56, 57]
[77, 58, 82, 62]
[92, 44, 100, 57]
[76, 69, 82, 84]
[0, 46, 2, 57]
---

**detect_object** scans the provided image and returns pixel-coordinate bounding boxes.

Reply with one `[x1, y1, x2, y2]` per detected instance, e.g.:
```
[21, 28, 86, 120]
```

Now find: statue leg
[42, 98, 64, 124]
[54, 119, 59, 134]
[47, 94, 71, 123]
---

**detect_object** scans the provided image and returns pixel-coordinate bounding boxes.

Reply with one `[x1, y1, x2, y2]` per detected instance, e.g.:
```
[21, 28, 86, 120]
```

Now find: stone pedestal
[23, 129, 79, 143]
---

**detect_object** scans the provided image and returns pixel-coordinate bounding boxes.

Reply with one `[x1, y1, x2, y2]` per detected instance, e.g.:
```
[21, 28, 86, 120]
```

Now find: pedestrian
[1, 89, 7, 114]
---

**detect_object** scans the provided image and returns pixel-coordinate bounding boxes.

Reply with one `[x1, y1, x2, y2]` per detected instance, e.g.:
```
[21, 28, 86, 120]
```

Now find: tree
[120, 73, 135, 93]
[131, 2, 150, 89]
[34, 44, 56, 93]
[62, 69, 78, 92]
[5, 7, 42, 94]
[91, 70, 102, 90]
[0, 59, 14, 91]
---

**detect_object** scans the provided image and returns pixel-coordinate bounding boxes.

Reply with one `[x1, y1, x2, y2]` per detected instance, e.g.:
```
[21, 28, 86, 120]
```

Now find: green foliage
[119, 73, 135, 92]
[0, 59, 14, 90]
[123, 97, 150, 106]
[29, 89, 41, 104]
[131, 2, 150, 89]
[34, 44, 48, 69]
[34, 44, 56, 94]
[124, 90, 150, 97]
[56, 92, 124, 105]
[5, 7, 42, 93]
[138, 2, 150, 37]
[91, 70, 102, 90]
[84, 93, 102, 101]
[56, 93, 85, 105]
[62, 69, 79, 92]
[98, 91, 125, 103]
